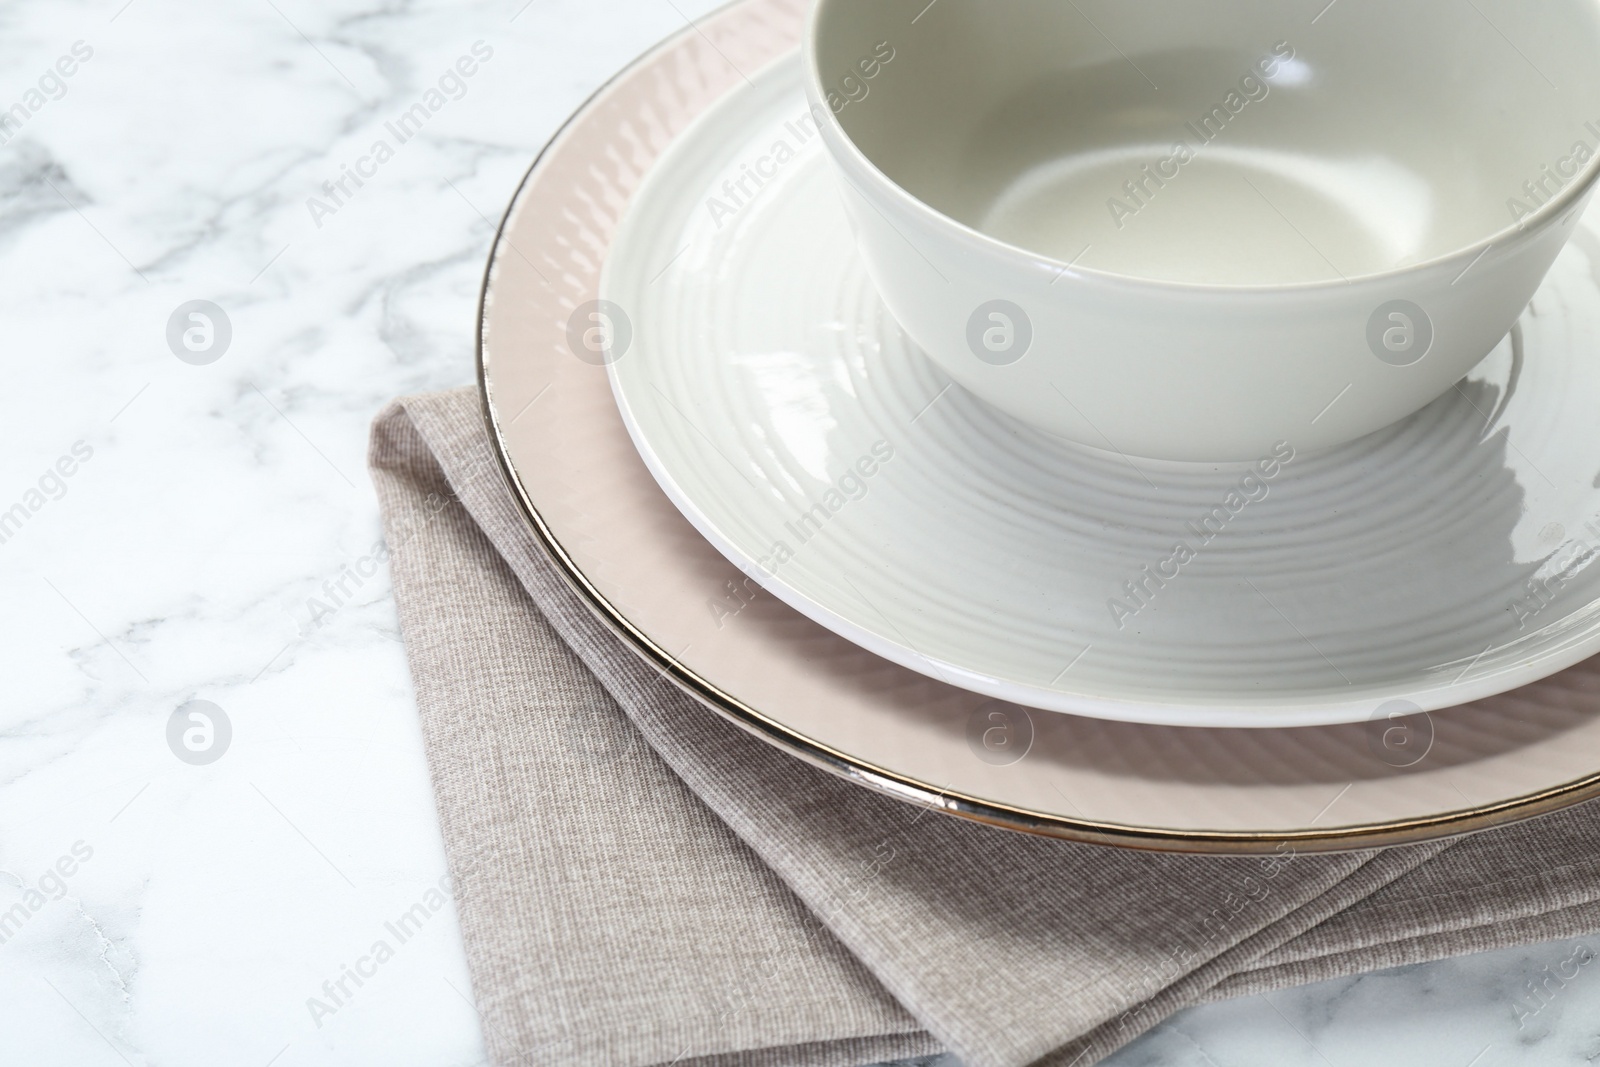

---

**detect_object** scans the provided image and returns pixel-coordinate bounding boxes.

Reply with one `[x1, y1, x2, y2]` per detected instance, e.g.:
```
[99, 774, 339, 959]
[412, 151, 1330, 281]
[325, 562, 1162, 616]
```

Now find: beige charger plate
[478, 0, 1600, 853]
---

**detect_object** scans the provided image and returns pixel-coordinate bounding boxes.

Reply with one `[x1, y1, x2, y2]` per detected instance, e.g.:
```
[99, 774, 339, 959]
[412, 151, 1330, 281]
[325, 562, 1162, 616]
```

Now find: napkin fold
[370, 387, 1600, 1067]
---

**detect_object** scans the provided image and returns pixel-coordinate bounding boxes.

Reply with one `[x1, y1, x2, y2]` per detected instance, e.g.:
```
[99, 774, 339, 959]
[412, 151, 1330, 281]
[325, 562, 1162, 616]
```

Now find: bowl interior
[811, 0, 1600, 285]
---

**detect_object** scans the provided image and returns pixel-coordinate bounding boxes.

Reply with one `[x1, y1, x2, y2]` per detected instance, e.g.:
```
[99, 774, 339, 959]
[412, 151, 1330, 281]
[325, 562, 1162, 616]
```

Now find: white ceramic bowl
[804, 0, 1600, 460]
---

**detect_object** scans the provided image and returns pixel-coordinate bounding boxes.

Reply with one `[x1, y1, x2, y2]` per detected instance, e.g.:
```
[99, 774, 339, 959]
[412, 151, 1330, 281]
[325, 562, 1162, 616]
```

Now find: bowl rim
[803, 0, 1600, 295]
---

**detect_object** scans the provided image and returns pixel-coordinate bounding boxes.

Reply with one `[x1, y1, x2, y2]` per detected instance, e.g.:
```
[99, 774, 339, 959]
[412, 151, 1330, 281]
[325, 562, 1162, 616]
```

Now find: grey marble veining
[0, 0, 1592, 1064]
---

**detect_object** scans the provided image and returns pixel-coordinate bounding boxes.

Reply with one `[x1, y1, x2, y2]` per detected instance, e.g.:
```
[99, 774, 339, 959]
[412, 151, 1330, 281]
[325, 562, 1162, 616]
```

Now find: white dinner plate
[601, 53, 1600, 728]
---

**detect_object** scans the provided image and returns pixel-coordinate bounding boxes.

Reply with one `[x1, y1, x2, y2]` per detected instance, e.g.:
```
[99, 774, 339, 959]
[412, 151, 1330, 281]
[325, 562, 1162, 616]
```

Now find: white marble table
[0, 0, 1594, 1063]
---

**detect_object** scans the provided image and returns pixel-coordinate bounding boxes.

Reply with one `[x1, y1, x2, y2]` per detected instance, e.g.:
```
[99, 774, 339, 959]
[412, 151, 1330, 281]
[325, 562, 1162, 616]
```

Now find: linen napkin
[370, 387, 1600, 1067]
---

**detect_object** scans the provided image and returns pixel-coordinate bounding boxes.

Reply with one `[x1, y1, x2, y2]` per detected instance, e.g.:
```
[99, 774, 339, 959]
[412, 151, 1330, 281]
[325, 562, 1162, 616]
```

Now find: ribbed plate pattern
[605, 54, 1600, 727]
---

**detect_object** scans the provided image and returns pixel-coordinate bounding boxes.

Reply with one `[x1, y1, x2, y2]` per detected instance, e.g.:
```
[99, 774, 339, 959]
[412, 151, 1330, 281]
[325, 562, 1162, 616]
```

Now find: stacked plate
[480, 0, 1600, 852]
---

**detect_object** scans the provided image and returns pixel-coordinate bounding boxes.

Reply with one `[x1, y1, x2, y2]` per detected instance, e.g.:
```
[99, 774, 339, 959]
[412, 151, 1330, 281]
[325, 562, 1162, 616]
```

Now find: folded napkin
[370, 387, 1600, 1067]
